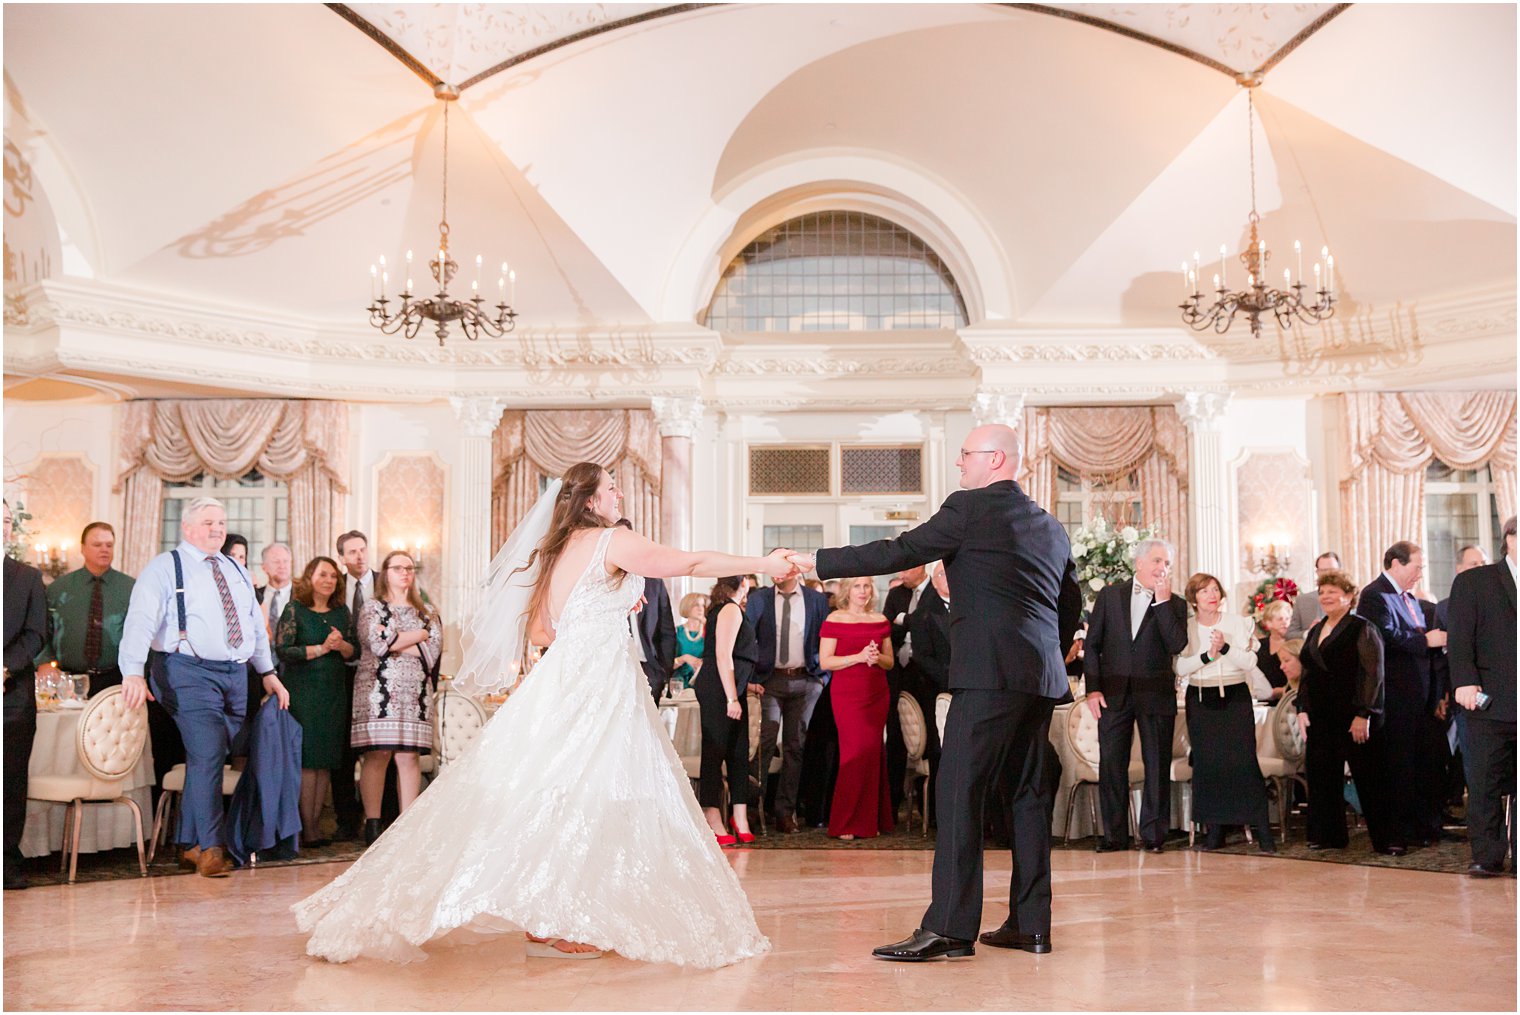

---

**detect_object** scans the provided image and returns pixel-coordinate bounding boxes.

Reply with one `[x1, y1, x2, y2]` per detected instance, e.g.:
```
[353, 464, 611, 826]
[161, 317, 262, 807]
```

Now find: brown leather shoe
[179, 846, 202, 871]
[195, 845, 233, 878]
[777, 814, 800, 834]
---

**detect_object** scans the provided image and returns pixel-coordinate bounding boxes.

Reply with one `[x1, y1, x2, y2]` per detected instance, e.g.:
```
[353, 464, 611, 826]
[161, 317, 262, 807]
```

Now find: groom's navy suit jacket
[814, 480, 1082, 698]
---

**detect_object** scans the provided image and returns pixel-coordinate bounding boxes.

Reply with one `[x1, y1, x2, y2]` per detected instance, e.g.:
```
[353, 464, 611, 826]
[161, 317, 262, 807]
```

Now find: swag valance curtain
[1020, 406, 1191, 571]
[115, 400, 349, 576]
[1340, 392, 1517, 581]
[491, 410, 662, 547]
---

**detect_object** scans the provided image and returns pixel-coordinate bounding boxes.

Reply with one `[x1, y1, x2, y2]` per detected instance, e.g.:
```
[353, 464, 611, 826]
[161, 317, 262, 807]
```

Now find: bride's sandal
[525, 934, 604, 960]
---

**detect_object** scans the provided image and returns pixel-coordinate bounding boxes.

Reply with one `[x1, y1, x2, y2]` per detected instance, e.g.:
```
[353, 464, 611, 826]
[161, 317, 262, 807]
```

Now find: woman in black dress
[1298, 569, 1401, 854]
[696, 576, 758, 846]
[1176, 573, 1275, 852]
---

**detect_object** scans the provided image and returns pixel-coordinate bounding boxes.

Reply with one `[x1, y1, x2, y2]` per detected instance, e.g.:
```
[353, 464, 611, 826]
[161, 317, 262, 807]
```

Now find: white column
[972, 389, 1026, 428]
[1178, 391, 1232, 579]
[447, 396, 506, 642]
[651, 395, 703, 599]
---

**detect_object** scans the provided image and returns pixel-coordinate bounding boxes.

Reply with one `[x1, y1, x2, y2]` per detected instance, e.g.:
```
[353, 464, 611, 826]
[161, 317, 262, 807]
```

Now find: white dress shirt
[262, 581, 292, 631]
[775, 589, 805, 668]
[344, 568, 375, 614]
[1130, 582, 1156, 639]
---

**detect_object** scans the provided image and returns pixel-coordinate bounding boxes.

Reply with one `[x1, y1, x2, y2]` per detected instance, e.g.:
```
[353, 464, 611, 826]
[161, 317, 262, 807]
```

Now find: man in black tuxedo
[793, 423, 1081, 961]
[1358, 541, 1449, 847]
[882, 564, 932, 815]
[906, 562, 950, 822]
[616, 519, 678, 703]
[4, 501, 47, 890]
[1083, 539, 1188, 853]
[1447, 516, 1517, 877]
[1436, 544, 1489, 816]
[746, 574, 830, 832]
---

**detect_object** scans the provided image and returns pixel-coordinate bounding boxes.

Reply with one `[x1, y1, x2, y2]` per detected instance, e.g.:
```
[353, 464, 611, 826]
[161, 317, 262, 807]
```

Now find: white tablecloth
[21, 707, 156, 858]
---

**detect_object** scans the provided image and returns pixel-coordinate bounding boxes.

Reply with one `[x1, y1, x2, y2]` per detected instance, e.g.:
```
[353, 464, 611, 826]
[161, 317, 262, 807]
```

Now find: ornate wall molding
[650, 396, 705, 439]
[965, 343, 1215, 364]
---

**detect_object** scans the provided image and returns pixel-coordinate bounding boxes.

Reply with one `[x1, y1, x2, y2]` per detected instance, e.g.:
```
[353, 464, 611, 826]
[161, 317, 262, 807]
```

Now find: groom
[789, 423, 1081, 960]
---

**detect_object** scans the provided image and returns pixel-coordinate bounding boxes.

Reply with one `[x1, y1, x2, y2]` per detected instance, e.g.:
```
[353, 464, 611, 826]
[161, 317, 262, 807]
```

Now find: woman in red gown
[819, 577, 895, 840]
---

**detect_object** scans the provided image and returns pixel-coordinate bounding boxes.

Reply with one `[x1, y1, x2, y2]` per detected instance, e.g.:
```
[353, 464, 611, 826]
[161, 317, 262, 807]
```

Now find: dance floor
[5, 848, 1514, 1011]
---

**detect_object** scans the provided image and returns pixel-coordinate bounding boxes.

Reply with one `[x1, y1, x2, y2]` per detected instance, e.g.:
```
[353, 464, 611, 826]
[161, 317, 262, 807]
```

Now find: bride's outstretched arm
[606, 529, 796, 581]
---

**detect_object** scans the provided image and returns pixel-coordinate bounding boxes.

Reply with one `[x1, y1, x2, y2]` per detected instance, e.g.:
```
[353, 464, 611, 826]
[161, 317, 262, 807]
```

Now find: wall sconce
[1244, 537, 1291, 578]
[388, 537, 428, 571]
[33, 542, 70, 580]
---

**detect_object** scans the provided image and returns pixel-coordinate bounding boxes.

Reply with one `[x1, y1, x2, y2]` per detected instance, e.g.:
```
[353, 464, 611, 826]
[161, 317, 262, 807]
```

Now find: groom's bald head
[958, 424, 1023, 489]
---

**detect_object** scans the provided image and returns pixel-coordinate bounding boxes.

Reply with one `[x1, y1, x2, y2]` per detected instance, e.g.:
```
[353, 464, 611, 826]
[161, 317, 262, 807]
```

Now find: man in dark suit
[1358, 541, 1449, 847]
[1447, 516, 1517, 877]
[1436, 544, 1489, 817]
[616, 519, 678, 703]
[335, 530, 379, 841]
[793, 423, 1081, 961]
[882, 564, 932, 815]
[906, 562, 950, 822]
[746, 573, 830, 832]
[1083, 539, 1188, 853]
[4, 501, 47, 890]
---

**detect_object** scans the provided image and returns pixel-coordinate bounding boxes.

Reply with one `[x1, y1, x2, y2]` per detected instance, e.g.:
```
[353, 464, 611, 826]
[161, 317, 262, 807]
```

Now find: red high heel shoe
[715, 831, 737, 847]
[730, 821, 756, 844]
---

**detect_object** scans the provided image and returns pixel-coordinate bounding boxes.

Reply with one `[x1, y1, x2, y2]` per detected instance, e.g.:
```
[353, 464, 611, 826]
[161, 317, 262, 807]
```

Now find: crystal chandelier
[1180, 87, 1336, 340]
[366, 90, 517, 346]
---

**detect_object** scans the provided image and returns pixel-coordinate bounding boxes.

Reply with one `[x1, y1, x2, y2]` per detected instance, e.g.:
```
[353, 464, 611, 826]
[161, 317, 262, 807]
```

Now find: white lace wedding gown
[294, 529, 770, 967]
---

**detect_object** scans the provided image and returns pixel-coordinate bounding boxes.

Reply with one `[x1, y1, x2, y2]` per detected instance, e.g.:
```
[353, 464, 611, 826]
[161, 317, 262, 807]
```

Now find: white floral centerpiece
[1069, 516, 1160, 610]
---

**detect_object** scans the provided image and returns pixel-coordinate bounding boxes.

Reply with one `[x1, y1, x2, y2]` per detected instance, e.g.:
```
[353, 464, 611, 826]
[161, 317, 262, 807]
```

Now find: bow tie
[1132, 584, 1153, 599]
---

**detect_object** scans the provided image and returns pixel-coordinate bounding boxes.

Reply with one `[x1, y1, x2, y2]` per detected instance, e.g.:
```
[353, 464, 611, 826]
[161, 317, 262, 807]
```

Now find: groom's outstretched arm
[813, 491, 969, 581]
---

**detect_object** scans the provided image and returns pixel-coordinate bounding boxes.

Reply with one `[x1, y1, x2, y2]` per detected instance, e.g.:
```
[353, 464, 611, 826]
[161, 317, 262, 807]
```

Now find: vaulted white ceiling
[3, 2, 1515, 398]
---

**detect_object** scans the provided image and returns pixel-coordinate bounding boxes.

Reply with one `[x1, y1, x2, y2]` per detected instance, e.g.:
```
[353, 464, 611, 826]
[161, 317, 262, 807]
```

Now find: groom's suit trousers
[922, 688, 1055, 941]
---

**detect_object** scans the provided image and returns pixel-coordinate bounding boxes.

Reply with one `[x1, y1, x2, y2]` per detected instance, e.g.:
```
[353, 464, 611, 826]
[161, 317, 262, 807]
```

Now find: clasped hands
[761, 549, 817, 581]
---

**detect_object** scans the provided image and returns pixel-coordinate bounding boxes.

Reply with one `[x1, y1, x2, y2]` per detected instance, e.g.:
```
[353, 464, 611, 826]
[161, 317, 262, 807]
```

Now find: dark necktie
[353, 576, 365, 616]
[778, 593, 793, 667]
[83, 575, 105, 668]
[208, 557, 244, 648]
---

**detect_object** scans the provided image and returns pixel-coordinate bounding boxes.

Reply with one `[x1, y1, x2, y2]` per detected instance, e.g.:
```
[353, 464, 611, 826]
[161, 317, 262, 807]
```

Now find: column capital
[650, 395, 704, 439]
[1176, 390, 1231, 430]
[972, 390, 1026, 428]
[449, 396, 507, 439]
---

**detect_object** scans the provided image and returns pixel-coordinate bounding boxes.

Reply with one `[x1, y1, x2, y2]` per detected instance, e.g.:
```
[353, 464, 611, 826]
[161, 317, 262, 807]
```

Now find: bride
[294, 462, 792, 967]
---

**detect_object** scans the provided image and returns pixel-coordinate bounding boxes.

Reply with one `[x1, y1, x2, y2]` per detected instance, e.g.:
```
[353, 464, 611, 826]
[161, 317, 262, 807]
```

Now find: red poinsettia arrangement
[1248, 576, 1299, 627]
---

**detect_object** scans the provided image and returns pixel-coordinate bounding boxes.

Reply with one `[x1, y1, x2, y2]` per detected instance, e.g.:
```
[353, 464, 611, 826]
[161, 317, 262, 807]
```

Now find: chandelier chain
[440, 101, 450, 239]
[1247, 88, 1257, 220]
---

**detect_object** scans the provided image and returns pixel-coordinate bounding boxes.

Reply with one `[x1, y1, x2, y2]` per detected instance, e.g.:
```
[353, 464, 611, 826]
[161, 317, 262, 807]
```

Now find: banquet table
[20, 705, 157, 859]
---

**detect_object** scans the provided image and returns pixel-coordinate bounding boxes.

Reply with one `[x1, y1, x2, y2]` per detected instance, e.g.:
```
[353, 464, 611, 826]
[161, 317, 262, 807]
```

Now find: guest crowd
[4, 490, 1515, 888]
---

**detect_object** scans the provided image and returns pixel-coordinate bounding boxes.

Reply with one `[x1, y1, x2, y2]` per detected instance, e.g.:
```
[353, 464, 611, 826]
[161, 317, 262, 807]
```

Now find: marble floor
[4, 848, 1514, 1011]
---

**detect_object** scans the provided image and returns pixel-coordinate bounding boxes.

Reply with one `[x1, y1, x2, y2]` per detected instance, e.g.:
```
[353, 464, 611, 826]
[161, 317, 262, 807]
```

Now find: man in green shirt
[37, 521, 134, 691]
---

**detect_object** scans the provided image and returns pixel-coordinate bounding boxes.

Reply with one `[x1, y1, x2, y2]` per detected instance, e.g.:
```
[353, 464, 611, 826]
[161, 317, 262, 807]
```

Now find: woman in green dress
[275, 555, 356, 847]
[672, 592, 708, 692]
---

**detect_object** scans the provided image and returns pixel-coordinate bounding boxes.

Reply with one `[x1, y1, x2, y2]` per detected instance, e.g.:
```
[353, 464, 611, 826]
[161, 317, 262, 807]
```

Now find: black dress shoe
[3, 870, 27, 891]
[1468, 862, 1504, 878]
[979, 924, 1052, 954]
[776, 814, 800, 834]
[363, 818, 383, 846]
[1376, 845, 1408, 857]
[872, 928, 976, 962]
[1144, 842, 1165, 854]
[1094, 840, 1128, 854]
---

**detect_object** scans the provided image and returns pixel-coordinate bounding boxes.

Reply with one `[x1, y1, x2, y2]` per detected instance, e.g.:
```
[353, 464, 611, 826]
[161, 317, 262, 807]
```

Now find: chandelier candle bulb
[381, 271, 388, 300]
[1182, 261, 1190, 293]
[1284, 268, 1292, 287]
[1188, 269, 1196, 294]
[510, 269, 516, 304]
[475, 254, 482, 286]
[370, 264, 377, 300]
[1326, 254, 1334, 295]
[1213, 273, 1220, 291]
[1295, 240, 1302, 282]
[498, 276, 505, 301]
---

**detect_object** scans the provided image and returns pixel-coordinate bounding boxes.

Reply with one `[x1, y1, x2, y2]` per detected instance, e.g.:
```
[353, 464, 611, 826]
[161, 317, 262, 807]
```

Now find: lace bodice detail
[555, 528, 644, 635]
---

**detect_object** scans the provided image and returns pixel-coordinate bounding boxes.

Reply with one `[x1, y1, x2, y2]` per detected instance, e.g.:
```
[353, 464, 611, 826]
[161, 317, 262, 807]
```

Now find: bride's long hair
[517, 461, 615, 640]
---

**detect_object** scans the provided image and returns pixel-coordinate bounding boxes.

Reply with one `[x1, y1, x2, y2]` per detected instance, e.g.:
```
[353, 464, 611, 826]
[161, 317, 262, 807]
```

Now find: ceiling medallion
[366, 87, 517, 346]
[1180, 86, 1336, 341]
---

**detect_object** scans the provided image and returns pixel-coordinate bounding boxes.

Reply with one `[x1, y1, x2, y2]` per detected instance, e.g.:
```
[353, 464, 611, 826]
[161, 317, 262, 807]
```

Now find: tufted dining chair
[935, 693, 952, 750]
[28, 686, 149, 883]
[433, 689, 488, 769]
[897, 693, 933, 835]
[1256, 687, 1307, 842]
[1057, 700, 1103, 844]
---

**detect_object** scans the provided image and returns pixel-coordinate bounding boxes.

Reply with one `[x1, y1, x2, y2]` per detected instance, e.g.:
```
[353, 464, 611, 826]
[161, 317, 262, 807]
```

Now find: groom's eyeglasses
[956, 449, 998, 461]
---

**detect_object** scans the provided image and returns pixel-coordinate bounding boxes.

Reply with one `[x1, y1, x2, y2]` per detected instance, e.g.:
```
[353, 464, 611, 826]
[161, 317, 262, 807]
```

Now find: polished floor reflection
[5, 848, 1514, 1010]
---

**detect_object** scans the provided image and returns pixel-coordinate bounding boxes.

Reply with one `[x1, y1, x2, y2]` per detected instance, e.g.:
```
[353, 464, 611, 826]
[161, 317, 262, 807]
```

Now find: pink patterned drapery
[1340, 392, 1517, 582]
[1020, 405, 1191, 570]
[491, 410, 662, 548]
[114, 400, 349, 575]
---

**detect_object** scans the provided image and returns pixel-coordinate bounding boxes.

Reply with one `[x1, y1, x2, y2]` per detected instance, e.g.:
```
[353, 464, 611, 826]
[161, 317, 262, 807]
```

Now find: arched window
[703, 211, 968, 332]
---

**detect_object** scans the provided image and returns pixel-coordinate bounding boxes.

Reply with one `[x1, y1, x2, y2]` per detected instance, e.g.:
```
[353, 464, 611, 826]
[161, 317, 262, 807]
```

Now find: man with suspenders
[120, 496, 289, 877]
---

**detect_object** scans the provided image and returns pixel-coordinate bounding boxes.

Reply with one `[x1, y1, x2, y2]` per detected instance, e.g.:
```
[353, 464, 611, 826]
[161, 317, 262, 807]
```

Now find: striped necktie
[207, 557, 245, 648]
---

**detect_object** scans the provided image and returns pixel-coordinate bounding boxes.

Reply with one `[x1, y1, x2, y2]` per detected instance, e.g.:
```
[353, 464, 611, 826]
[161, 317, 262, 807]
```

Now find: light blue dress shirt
[118, 541, 275, 678]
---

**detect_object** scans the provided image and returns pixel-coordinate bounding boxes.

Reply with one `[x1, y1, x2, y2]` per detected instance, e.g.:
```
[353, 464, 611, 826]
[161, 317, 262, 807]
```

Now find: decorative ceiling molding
[327, 3, 1350, 94]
